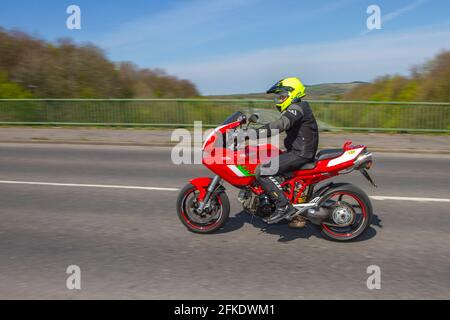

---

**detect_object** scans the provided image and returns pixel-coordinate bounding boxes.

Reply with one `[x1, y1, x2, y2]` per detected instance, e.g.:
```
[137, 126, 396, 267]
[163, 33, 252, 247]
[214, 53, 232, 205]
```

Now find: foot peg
[263, 205, 296, 224]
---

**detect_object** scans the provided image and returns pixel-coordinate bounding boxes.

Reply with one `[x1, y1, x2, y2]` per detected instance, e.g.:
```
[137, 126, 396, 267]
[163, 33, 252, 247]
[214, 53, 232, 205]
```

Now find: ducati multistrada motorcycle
[176, 111, 377, 241]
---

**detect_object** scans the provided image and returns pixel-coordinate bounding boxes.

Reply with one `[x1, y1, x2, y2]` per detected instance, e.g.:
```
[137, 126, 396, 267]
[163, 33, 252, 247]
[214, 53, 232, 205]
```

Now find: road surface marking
[1, 180, 450, 203]
[370, 196, 450, 202]
[0, 180, 178, 192]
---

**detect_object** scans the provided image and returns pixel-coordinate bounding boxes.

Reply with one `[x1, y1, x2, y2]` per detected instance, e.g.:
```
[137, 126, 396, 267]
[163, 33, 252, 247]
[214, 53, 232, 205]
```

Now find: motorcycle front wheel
[176, 183, 230, 234]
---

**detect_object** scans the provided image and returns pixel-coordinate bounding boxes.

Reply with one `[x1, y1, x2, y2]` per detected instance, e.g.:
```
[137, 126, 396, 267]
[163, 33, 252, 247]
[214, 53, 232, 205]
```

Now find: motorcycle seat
[299, 161, 317, 170]
[296, 149, 344, 171]
[316, 148, 344, 161]
[284, 149, 345, 175]
[281, 160, 317, 178]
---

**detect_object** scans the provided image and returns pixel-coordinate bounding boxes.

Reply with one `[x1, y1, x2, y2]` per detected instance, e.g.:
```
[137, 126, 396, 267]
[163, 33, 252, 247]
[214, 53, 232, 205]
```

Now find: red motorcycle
[176, 112, 377, 241]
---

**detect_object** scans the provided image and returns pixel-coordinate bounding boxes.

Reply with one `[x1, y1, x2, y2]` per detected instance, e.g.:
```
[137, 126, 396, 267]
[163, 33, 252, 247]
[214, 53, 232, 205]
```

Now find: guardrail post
[324, 102, 331, 125]
[248, 100, 255, 116]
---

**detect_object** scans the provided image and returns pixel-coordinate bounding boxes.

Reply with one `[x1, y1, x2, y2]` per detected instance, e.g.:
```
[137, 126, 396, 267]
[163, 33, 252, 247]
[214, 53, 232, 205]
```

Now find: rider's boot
[288, 216, 307, 228]
[263, 190, 296, 224]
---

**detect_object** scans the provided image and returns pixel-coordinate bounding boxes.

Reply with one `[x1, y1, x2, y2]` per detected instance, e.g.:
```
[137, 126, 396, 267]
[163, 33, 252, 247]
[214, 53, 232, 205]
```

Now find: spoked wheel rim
[180, 188, 223, 231]
[320, 191, 368, 239]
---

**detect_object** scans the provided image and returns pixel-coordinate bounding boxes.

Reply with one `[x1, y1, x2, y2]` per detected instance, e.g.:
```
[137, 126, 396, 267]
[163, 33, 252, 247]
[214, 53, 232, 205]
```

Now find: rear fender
[312, 182, 350, 201]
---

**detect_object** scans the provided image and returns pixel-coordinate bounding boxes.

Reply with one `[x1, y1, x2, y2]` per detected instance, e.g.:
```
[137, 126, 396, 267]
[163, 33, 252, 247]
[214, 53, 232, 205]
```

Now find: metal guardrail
[0, 99, 449, 132]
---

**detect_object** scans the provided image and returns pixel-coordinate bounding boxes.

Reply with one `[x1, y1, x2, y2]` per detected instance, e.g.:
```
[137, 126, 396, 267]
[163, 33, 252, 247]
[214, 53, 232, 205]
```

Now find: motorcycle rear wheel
[318, 184, 373, 241]
[177, 183, 230, 234]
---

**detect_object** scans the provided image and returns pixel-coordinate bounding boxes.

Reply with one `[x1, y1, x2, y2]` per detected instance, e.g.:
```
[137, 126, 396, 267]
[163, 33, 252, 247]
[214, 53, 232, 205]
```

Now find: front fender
[190, 177, 213, 188]
[189, 177, 226, 201]
[189, 177, 212, 201]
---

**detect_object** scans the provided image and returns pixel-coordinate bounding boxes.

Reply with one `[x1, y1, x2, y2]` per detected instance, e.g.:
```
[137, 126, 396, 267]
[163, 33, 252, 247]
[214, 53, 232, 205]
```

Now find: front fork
[196, 175, 222, 213]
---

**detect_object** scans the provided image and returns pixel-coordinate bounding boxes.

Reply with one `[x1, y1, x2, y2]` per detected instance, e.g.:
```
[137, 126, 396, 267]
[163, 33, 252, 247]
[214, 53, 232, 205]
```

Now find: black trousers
[255, 151, 312, 207]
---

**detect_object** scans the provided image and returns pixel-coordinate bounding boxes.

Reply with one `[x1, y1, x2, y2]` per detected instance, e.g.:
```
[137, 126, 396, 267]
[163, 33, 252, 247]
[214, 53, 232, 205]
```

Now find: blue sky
[0, 0, 449, 94]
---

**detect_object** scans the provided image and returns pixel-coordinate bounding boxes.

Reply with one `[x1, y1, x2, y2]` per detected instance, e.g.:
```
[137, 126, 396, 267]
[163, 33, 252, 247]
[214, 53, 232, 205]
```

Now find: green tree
[0, 28, 199, 98]
[0, 71, 33, 98]
[343, 51, 450, 102]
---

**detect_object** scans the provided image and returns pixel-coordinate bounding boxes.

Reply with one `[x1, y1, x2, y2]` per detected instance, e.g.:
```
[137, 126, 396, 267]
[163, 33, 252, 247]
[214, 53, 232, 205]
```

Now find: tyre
[317, 184, 373, 241]
[176, 183, 230, 234]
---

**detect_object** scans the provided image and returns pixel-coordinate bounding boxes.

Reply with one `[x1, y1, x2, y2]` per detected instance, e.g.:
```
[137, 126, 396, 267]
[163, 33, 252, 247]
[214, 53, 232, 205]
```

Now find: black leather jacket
[261, 100, 319, 159]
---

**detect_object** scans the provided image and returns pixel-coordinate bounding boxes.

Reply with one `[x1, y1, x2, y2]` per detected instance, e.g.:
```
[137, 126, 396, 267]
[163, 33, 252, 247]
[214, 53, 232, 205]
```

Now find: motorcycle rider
[255, 77, 319, 226]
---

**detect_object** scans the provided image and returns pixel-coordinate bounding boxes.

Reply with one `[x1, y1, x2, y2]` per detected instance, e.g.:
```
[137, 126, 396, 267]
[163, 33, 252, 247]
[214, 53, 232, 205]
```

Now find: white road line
[370, 196, 450, 202]
[0, 180, 449, 203]
[0, 180, 179, 192]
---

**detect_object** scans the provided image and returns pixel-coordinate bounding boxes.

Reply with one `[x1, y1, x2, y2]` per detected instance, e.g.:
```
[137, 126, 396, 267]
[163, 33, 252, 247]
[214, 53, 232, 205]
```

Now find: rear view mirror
[248, 114, 259, 124]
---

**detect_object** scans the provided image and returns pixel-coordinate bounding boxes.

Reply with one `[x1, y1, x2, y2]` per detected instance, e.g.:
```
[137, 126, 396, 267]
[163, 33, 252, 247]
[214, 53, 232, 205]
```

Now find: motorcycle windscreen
[221, 111, 246, 125]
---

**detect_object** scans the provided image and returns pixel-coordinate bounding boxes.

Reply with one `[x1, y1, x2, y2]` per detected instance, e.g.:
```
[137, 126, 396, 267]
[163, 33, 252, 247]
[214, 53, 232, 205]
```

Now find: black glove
[255, 124, 271, 139]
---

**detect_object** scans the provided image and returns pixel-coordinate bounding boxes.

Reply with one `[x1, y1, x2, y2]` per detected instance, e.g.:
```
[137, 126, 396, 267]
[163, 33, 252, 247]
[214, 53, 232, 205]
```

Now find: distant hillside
[343, 51, 450, 102]
[306, 82, 367, 99]
[207, 82, 365, 100]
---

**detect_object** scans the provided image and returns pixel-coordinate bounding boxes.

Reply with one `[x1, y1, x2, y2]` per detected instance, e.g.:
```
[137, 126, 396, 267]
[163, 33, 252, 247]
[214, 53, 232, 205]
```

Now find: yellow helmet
[267, 77, 306, 112]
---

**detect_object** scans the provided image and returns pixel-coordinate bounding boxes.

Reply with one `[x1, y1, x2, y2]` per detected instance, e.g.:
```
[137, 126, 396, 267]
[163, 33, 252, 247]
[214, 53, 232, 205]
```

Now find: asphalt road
[0, 143, 449, 299]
